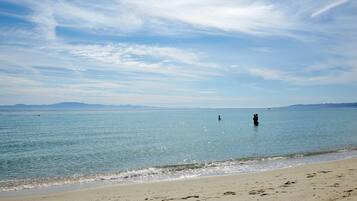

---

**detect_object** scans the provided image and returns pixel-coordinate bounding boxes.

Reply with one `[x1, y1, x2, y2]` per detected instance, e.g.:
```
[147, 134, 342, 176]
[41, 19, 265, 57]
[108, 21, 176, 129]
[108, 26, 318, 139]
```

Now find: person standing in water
[218, 114, 222, 121]
[253, 113, 259, 126]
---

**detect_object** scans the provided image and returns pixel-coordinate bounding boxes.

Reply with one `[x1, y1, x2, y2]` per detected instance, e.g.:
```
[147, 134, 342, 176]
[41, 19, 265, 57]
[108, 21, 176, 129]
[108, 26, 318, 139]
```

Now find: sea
[1, 107, 357, 195]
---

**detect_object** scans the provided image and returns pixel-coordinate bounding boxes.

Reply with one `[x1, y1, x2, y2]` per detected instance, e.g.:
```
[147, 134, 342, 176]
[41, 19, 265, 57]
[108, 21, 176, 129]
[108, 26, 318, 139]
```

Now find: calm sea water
[1, 108, 357, 192]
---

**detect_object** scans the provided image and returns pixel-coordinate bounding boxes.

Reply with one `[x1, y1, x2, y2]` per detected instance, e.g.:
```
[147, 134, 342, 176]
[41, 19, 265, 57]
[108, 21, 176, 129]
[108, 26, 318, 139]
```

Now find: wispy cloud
[247, 63, 357, 85]
[247, 68, 302, 83]
[66, 43, 206, 67]
[250, 47, 273, 53]
[0, 41, 224, 106]
[126, 0, 293, 36]
[1, 0, 357, 106]
[0, 41, 220, 80]
[8, 0, 354, 40]
[311, 0, 349, 18]
[14, 0, 295, 38]
[58, 43, 220, 79]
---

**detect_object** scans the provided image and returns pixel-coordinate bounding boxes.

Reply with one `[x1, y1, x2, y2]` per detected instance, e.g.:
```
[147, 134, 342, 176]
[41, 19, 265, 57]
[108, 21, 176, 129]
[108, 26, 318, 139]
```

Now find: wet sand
[1, 158, 357, 201]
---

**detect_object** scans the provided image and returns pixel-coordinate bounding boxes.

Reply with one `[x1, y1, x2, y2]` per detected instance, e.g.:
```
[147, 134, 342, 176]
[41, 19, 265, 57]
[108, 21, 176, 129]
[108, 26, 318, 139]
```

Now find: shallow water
[1, 108, 357, 192]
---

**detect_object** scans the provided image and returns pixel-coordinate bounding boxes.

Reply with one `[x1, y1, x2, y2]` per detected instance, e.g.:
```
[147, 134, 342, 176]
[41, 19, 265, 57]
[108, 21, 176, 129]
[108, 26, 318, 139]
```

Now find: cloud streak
[311, 0, 349, 18]
[126, 0, 293, 36]
[8, 0, 355, 39]
[1, 0, 357, 106]
[15, 0, 296, 38]
[59, 43, 220, 79]
[247, 64, 357, 85]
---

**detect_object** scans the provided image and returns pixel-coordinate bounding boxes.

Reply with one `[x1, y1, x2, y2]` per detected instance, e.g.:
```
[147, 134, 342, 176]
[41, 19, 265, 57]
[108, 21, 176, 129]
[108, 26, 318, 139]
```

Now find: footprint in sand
[281, 181, 296, 187]
[223, 191, 236, 195]
[181, 195, 200, 200]
[317, 170, 332, 174]
[249, 189, 265, 195]
[306, 173, 317, 178]
[329, 183, 340, 187]
[306, 170, 332, 179]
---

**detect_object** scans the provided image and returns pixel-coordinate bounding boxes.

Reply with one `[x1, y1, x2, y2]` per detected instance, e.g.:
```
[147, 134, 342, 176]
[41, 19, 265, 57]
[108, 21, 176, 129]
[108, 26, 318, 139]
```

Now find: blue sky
[0, 0, 356, 107]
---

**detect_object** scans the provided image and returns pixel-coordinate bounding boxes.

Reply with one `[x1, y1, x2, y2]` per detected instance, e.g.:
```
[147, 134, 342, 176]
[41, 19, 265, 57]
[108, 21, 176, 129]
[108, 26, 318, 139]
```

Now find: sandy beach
[1, 158, 357, 201]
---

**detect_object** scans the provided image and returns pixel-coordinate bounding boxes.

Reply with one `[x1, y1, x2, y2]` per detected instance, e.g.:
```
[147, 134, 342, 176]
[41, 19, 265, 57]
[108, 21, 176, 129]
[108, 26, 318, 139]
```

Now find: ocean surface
[1, 108, 357, 194]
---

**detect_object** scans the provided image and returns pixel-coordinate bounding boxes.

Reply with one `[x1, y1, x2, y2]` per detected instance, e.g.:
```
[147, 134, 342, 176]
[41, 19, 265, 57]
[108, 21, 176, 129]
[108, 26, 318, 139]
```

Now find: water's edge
[1, 147, 357, 197]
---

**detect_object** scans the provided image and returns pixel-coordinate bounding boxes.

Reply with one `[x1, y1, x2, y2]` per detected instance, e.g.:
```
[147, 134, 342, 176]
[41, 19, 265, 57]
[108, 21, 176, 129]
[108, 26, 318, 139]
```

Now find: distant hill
[1, 102, 357, 110]
[286, 103, 357, 108]
[0, 102, 154, 110]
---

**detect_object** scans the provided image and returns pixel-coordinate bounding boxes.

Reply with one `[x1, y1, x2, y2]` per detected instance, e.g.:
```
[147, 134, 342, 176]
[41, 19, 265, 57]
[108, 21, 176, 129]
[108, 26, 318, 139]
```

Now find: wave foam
[1, 148, 357, 193]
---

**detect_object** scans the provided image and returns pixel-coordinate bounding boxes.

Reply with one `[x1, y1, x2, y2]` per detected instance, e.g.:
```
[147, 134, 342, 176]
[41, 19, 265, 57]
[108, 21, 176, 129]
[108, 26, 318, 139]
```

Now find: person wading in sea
[253, 113, 259, 126]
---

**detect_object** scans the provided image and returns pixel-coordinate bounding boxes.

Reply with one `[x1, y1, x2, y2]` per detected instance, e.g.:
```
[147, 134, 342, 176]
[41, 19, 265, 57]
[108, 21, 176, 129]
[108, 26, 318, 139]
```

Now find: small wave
[1, 148, 357, 192]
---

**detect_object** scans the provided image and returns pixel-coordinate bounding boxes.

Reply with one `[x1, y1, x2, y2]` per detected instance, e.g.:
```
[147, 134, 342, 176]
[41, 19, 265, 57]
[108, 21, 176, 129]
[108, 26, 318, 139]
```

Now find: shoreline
[1, 148, 357, 196]
[1, 158, 357, 201]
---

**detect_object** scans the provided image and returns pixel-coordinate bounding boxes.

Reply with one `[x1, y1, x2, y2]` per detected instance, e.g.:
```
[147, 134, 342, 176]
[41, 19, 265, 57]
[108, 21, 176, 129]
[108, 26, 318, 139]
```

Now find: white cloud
[8, 0, 355, 41]
[311, 0, 349, 18]
[7, 0, 356, 40]
[250, 47, 272, 53]
[247, 65, 357, 85]
[247, 68, 301, 82]
[52, 1, 143, 32]
[56, 43, 220, 78]
[16, 0, 296, 38]
[0, 41, 223, 106]
[125, 0, 293, 36]
[0, 40, 220, 81]
[29, 2, 57, 41]
[2, 0, 357, 106]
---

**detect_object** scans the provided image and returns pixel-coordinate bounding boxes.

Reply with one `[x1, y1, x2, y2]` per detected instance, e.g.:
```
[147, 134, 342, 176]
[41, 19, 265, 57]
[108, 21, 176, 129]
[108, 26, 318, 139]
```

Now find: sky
[0, 0, 357, 107]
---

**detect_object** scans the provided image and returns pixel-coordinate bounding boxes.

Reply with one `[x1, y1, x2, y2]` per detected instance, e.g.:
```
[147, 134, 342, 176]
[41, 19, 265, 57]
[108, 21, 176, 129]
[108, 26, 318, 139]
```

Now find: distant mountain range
[0, 102, 356, 110]
[285, 102, 357, 108]
[0, 102, 154, 110]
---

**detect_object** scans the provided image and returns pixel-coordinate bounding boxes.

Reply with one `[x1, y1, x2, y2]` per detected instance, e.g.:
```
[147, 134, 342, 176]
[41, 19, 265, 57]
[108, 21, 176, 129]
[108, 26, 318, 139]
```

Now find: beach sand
[1, 158, 357, 201]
